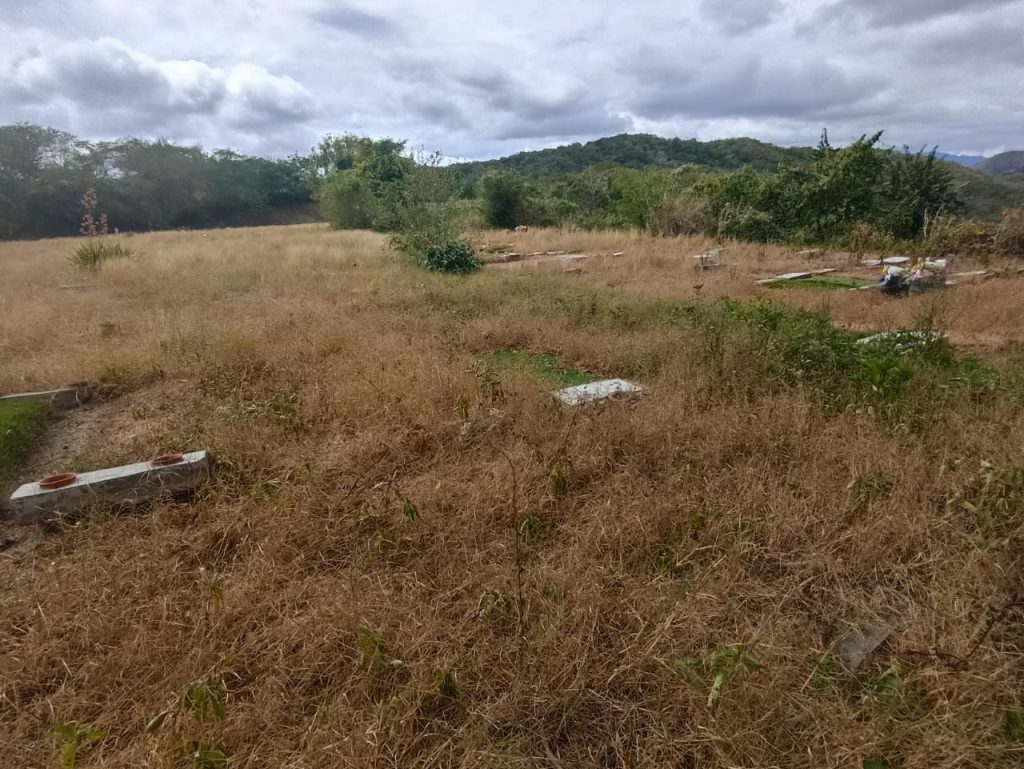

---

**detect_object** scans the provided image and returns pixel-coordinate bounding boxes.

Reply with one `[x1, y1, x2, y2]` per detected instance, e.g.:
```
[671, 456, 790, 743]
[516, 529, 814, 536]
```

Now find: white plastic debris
[554, 379, 642, 406]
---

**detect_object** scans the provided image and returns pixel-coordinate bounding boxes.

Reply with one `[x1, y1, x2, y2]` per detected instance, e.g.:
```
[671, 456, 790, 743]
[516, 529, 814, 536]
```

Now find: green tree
[479, 170, 527, 229]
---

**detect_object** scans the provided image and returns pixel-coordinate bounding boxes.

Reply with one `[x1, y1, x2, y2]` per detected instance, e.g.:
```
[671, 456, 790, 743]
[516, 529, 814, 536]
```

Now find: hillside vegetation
[2, 225, 1024, 767]
[977, 151, 1024, 175]
[452, 133, 814, 183]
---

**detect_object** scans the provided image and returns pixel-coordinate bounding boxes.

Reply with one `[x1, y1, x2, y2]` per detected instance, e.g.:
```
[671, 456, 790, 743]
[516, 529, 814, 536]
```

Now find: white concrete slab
[862, 256, 911, 266]
[856, 331, 944, 349]
[554, 379, 642, 406]
[0, 386, 92, 410]
[7, 450, 211, 525]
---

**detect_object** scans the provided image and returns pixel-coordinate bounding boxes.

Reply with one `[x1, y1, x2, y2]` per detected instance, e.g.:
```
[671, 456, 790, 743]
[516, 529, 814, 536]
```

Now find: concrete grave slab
[0, 386, 92, 410]
[554, 378, 642, 406]
[6, 450, 211, 525]
[862, 256, 911, 266]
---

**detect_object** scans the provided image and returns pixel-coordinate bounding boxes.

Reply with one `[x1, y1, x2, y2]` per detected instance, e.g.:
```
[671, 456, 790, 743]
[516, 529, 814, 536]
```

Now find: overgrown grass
[3, 225, 1024, 769]
[481, 349, 596, 388]
[0, 401, 48, 484]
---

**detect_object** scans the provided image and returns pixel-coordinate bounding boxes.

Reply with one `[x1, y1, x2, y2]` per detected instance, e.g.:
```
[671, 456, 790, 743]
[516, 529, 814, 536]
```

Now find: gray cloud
[0, 0, 1022, 159]
[700, 0, 783, 34]
[819, 0, 1021, 28]
[311, 4, 402, 38]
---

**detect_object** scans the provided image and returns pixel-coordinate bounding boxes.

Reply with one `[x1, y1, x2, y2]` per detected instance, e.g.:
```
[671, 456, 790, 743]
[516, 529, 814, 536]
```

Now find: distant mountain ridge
[454, 134, 814, 182]
[452, 133, 1024, 220]
[977, 151, 1024, 175]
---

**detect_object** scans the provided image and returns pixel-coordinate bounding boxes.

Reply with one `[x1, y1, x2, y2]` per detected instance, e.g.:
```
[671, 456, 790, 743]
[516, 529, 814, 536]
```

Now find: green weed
[481, 348, 595, 388]
[674, 644, 764, 707]
[52, 722, 105, 769]
[0, 401, 48, 484]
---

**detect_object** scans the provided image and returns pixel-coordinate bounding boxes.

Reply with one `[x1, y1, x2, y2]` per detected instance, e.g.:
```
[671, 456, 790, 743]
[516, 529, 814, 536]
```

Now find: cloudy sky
[1, 0, 1021, 159]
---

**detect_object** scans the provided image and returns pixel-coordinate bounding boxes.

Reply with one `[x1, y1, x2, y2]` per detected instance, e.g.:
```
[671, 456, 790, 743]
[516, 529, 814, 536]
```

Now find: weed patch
[0, 401, 48, 484]
[481, 349, 596, 388]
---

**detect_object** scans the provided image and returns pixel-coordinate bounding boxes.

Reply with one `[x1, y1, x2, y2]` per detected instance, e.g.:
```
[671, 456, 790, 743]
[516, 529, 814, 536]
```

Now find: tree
[479, 171, 527, 229]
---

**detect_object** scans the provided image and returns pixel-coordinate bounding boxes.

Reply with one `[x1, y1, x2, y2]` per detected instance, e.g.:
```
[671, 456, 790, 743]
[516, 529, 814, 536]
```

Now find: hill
[456, 133, 1024, 220]
[938, 152, 986, 167]
[454, 133, 814, 183]
[977, 150, 1024, 175]
[948, 163, 1024, 218]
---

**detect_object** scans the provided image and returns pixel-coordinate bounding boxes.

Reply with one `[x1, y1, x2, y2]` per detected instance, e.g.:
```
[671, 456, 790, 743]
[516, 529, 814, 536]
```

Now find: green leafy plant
[519, 512, 541, 540]
[402, 498, 419, 521]
[188, 740, 227, 769]
[356, 623, 392, 672]
[68, 239, 135, 269]
[674, 644, 764, 707]
[52, 722, 105, 769]
[422, 240, 481, 274]
[147, 676, 227, 734]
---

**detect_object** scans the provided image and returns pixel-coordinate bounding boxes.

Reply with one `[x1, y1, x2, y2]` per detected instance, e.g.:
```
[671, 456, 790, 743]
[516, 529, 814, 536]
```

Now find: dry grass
[1, 224, 1023, 768]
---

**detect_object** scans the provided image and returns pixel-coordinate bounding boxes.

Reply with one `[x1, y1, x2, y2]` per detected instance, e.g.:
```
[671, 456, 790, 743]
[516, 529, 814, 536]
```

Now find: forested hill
[453, 134, 814, 183]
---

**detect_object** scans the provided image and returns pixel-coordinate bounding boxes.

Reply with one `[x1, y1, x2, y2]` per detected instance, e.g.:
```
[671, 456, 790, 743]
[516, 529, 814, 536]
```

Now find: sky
[1, 0, 1022, 160]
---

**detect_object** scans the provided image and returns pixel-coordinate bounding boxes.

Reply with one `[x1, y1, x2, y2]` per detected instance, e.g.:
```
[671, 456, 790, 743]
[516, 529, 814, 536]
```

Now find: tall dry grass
[1, 224, 1022, 768]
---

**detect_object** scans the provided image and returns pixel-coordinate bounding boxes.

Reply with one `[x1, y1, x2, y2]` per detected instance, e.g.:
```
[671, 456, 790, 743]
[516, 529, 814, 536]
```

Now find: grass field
[1, 224, 1023, 768]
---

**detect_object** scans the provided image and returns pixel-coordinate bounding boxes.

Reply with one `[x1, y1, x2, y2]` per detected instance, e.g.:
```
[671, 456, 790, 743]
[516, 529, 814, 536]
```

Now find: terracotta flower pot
[39, 473, 77, 490]
[150, 453, 184, 467]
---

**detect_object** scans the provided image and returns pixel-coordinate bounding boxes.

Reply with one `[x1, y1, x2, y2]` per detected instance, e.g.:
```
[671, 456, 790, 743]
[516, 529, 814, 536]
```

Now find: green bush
[479, 171, 527, 229]
[422, 241, 481, 274]
[319, 171, 377, 229]
[67, 239, 135, 269]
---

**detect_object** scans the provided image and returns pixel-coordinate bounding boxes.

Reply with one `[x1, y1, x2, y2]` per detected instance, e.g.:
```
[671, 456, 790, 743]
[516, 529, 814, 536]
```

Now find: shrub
[650, 193, 713, 236]
[68, 239, 135, 269]
[389, 161, 465, 262]
[422, 240, 481, 274]
[319, 171, 377, 230]
[479, 171, 527, 229]
[916, 215, 993, 258]
[995, 208, 1024, 257]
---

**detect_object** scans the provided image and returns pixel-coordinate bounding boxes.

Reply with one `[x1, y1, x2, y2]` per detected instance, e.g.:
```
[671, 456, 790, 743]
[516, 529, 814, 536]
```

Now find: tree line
[0, 124, 308, 239]
[2, 123, 1016, 254]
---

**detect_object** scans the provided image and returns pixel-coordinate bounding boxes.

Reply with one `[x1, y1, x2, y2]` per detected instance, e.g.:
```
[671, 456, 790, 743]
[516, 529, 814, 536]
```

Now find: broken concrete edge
[5, 450, 212, 525]
[0, 385, 93, 411]
[553, 378, 643, 406]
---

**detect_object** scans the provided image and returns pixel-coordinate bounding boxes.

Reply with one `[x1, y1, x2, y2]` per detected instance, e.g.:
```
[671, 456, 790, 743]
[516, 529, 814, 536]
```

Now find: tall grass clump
[68, 187, 134, 269]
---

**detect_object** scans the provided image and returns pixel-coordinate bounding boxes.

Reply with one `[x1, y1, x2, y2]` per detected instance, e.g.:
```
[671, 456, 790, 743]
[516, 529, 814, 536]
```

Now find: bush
[67, 239, 135, 269]
[995, 208, 1024, 257]
[479, 171, 527, 229]
[389, 162, 465, 262]
[915, 215, 993, 259]
[319, 171, 377, 230]
[422, 241, 481, 274]
[650, 194, 713, 236]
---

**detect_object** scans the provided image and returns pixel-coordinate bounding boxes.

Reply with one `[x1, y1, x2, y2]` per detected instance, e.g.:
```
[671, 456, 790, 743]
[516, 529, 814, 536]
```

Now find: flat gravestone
[7, 451, 211, 525]
[554, 379, 642, 406]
